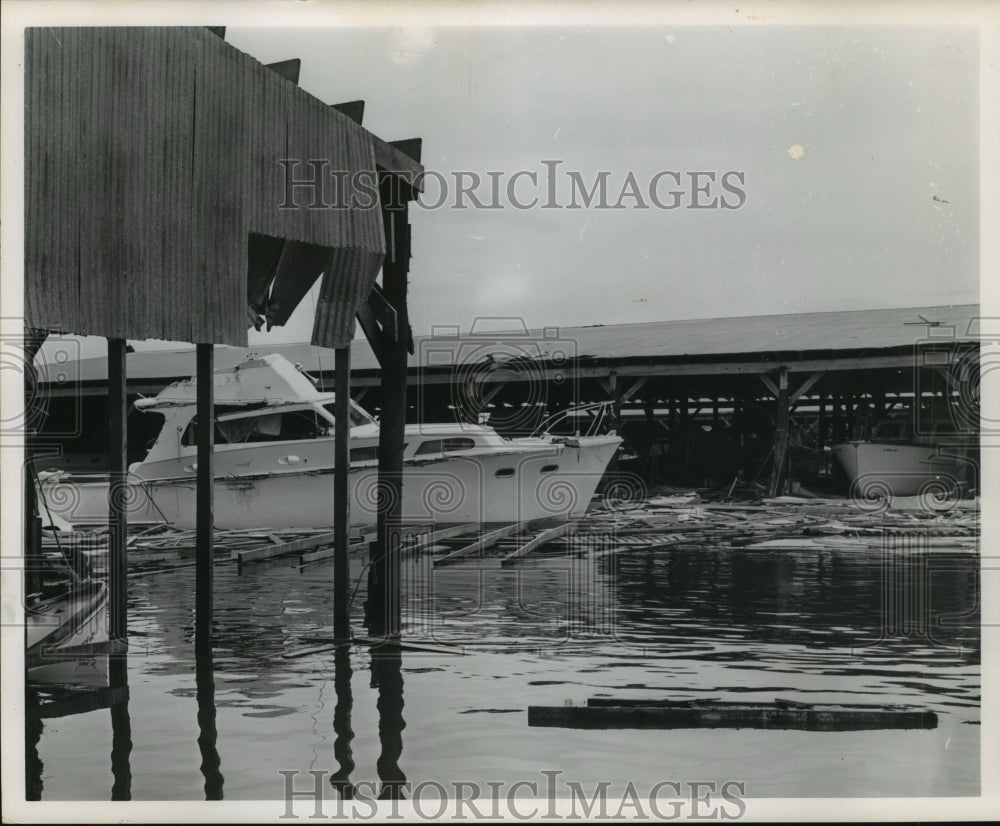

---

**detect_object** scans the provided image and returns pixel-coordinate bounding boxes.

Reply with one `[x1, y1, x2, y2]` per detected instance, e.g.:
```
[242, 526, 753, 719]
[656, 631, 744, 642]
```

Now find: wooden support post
[607, 370, 621, 430]
[107, 338, 128, 643]
[818, 394, 827, 451]
[195, 343, 214, 651]
[334, 346, 351, 642]
[680, 396, 691, 486]
[370, 177, 411, 639]
[769, 367, 790, 497]
[108, 346, 131, 801]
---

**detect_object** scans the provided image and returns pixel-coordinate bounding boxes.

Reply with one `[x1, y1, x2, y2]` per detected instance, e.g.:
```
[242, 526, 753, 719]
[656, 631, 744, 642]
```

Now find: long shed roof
[40, 303, 980, 385]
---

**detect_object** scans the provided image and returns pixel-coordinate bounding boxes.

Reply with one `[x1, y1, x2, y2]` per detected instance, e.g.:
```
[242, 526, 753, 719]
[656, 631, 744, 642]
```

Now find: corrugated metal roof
[40, 304, 980, 384]
[25, 27, 384, 346]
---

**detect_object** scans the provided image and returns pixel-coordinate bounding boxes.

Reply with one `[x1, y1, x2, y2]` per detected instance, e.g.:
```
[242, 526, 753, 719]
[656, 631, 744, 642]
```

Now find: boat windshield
[322, 402, 376, 428]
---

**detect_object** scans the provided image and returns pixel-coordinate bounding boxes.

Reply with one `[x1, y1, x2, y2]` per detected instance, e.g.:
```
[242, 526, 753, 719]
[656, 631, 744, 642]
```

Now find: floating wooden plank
[235, 532, 337, 564]
[434, 522, 525, 567]
[500, 521, 576, 567]
[411, 522, 482, 544]
[300, 635, 465, 656]
[296, 537, 370, 567]
[528, 701, 937, 731]
[294, 523, 477, 567]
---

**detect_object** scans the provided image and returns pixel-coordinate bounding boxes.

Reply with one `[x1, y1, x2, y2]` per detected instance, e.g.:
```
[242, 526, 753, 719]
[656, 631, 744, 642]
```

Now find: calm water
[26, 542, 980, 803]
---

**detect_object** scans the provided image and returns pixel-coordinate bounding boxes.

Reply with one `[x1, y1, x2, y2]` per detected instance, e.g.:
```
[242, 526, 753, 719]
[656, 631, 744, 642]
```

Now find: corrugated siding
[25, 27, 385, 346]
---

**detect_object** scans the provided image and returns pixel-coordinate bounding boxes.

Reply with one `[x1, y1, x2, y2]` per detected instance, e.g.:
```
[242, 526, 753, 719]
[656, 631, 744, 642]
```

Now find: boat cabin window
[181, 409, 330, 446]
[414, 437, 477, 456]
[349, 445, 379, 463]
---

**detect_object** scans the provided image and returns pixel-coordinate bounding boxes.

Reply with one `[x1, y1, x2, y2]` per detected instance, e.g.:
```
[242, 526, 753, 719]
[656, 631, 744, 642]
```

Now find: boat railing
[530, 401, 616, 438]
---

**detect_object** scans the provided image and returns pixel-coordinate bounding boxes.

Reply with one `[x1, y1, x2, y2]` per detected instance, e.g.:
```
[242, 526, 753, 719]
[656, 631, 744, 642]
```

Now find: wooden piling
[769, 367, 789, 497]
[370, 174, 411, 638]
[107, 338, 128, 642]
[195, 343, 214, 650]
[334, 346, 351, 642]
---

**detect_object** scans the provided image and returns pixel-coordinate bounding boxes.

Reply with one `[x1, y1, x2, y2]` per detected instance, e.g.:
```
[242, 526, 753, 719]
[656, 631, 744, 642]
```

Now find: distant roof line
[38, 303, 981, 384]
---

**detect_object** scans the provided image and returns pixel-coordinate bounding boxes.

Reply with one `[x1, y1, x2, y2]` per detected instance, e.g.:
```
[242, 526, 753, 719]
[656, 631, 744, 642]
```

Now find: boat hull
[831, 440, 967, 498]
[40, 436, 623, 530]
[26, 580, 109, 685]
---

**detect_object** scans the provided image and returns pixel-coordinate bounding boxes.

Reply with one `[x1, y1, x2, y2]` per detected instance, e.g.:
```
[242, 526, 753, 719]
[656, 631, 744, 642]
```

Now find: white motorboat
[38, 354, 622, 530]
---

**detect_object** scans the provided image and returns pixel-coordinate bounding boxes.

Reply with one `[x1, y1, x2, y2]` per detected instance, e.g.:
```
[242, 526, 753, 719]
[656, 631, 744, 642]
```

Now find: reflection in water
[109, 656, 132, 801]
[195, 644, 224, 800]
[25, 542, 980, 799]
[25, 688, 44, 801]
[330, 644, 356, 799]
[371, 642, 406, 800]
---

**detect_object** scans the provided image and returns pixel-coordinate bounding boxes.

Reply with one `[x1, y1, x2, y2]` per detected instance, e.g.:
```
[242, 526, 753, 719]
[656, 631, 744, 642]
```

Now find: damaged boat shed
[24, 26, 423, 648]
[37, 303, 981, 502]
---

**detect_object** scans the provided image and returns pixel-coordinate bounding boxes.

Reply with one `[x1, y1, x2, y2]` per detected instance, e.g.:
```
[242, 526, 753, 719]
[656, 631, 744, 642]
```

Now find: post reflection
[371, 641, 406, 800]
[329, 643, 356, 799]
[109, 655, 133, 801]
[195, 644, 224, 800]
[25, 688, 44, 801]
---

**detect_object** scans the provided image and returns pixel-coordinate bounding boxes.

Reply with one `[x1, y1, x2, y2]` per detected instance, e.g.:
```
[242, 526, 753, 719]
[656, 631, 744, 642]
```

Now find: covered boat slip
[36, 302, 983, 501]
[22, 25, 425, 668]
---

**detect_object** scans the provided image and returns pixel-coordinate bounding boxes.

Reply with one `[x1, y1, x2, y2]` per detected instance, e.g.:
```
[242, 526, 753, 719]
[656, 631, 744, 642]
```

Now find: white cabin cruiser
[39, 354, 622, 530]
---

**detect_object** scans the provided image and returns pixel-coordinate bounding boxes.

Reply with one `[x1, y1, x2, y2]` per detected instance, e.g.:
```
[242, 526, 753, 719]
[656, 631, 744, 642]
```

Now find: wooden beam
[373, 138, 424, 192]
[758, 374, 779, 397]
[235, 531, 337, 565]
[334, 346, 351, 642]
[789, 371, 824, 405]
[368, 283, 399, 341]
[195, 343, 214, 651]
[331, 100, 365, 125]
[346, 354, 923, 390]
[620, 376, 649, 403]
[500, 521, 576, 567]
[107, 338, 128, 643]
[434, 522, 524, 567]
[265, 58, 301, 84]
[39, 353, 928, 398]
[355, 301, 385, 366]
[389, 138, 422, 164]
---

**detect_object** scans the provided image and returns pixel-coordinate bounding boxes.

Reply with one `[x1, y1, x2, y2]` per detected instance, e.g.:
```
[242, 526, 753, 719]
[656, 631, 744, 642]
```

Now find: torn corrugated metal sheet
[25, 27, 385, 346]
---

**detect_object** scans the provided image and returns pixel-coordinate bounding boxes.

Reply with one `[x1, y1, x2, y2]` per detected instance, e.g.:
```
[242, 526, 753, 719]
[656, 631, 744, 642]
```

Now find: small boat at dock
[26, 573, 109, 685]
[37, 354, 622, 530]
[831, 440, 969, 499]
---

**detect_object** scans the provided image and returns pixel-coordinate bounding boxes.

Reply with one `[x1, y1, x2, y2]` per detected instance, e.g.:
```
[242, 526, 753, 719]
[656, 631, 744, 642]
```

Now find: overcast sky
[219, 22, 980, 346]
[21, 18, 982, 358]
